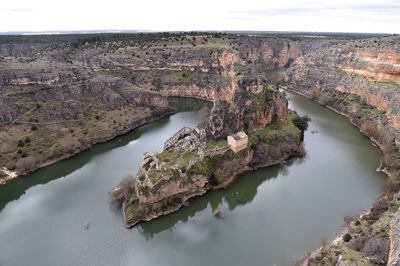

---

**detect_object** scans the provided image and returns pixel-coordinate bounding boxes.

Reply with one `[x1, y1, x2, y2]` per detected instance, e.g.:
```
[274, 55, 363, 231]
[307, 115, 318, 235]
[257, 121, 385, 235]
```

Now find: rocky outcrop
[119, 90, 305, 227]
[238, 38, 301, 67]
[163, 127, 206, 153]
[206, 80, 288, 138]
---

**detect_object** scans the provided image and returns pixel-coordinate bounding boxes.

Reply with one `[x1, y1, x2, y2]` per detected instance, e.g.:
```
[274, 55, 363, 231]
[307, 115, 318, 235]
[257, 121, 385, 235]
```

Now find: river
[0, 91, 386, 266]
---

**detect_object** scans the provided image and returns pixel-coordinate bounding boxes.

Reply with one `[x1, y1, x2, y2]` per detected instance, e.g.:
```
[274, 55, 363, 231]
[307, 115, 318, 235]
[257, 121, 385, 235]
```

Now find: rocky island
[112, 81, 307, 227]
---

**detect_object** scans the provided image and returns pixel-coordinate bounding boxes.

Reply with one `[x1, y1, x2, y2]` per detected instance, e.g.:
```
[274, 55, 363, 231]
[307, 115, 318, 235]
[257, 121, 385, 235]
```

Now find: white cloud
[0, 0, 399, 33]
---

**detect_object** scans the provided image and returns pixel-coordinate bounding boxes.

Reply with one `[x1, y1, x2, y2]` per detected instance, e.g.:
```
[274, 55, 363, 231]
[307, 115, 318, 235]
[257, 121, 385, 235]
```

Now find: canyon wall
[285, 36, 400, 148]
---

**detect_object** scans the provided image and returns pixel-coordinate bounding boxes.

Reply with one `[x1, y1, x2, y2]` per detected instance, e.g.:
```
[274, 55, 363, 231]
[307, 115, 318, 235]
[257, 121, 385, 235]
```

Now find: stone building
[227, 131, 248, 153]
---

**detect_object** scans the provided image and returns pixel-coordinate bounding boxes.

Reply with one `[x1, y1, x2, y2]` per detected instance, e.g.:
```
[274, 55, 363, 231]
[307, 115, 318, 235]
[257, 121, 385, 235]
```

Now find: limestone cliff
[285, 36, 400, 148]
[205, 80, 288, 138]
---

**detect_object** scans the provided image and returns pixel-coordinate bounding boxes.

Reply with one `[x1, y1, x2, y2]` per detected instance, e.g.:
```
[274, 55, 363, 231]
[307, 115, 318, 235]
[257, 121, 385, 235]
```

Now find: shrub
[17, 140, 24, 147]
[310, 87, 320, 101]
[355, 220, 361, 226]
[292, 115, 311, 132]
[343, 233, 352, 242]
[319, 94, 331, 105]
[31, 125, 38, 131]
[366, 197, 390, 220]
[187, 157, 214, 176]
[138, 185, 149, 195]
[21, 152, 28, 158]
[24, 136, 31, 143]
[17, 149, 23, 154]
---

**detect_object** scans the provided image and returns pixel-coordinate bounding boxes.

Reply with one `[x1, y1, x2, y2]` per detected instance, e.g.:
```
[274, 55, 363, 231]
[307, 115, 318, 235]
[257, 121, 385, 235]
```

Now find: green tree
[343, 233, 352, 242]
[292, 115, 311, 132]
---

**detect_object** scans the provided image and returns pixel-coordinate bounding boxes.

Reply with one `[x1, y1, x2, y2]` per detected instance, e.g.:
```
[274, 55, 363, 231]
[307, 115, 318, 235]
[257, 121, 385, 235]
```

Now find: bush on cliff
[343, 233, 352, 242]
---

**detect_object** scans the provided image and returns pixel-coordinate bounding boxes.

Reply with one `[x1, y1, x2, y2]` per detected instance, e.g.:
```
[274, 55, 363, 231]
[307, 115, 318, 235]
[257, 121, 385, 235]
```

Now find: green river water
[0, 91, 386, 266]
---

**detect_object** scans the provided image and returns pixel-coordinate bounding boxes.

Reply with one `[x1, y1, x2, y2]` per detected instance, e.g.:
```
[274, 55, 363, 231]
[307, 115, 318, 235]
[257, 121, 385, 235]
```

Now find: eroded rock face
[238, 38, 301, 68]
[205, 79, 288, 138]
[137, 175, 209, 205]
[164, 127, 206, 153]
[285, 36, 400, 147]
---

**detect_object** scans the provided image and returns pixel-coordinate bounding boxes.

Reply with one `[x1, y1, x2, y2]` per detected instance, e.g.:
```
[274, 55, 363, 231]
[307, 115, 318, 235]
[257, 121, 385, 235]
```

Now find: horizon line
[0, 29, 395, 36]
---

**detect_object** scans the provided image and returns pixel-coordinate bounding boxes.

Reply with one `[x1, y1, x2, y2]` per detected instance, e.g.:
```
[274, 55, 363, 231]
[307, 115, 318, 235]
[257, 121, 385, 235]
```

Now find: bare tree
[361, 122, 378, 138]
[319, 93, 331, 105]
[360, 95, 367, 105]
[109, 174, 136, 207]
[310, 87, 320, 101]
[15, 156, 37, 175]
[197, 106, 210, 128]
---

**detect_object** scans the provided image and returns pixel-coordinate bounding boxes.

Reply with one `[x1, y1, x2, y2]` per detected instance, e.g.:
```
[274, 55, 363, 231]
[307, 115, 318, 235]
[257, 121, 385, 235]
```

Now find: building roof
[231, 131, 247, 141]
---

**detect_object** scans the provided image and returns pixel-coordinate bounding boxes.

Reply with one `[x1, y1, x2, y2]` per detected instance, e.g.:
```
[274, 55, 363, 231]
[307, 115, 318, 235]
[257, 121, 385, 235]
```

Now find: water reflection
[138, 158, 301, 239]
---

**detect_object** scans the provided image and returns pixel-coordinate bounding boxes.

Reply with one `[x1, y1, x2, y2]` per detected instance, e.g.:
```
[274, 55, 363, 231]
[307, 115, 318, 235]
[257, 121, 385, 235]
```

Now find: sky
[1, 0, 399, 33]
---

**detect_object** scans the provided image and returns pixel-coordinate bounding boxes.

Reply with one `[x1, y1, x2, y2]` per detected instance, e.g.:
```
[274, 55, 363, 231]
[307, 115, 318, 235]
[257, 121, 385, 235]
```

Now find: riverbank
[0, 108, 177, 185]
